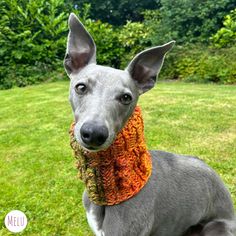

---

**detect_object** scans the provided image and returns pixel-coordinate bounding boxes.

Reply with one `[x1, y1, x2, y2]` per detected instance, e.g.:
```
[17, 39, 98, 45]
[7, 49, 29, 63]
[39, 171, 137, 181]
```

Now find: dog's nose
[80, 122, 109, 147]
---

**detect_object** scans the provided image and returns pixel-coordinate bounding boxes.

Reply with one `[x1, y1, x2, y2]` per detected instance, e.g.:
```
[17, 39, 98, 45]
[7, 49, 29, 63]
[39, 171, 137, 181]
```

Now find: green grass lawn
[0, 81, 235, 235]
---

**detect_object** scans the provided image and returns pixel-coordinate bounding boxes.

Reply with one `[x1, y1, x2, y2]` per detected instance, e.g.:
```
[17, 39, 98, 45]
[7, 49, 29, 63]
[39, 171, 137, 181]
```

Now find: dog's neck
[69, 106, 152, 206]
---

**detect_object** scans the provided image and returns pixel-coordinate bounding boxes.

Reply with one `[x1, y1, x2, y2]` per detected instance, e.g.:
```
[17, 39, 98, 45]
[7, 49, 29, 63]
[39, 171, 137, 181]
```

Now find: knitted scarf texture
[69, 106, 152, 206]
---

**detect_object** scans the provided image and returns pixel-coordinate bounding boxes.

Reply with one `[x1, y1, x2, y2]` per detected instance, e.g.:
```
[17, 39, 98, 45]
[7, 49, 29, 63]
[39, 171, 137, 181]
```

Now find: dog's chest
[86, 208, 104, 236]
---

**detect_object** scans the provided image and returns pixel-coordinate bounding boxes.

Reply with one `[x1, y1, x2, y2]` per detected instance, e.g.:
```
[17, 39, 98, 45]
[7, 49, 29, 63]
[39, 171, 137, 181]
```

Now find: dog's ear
[64, 13, 96, 75]
[126, 41, 175, 94]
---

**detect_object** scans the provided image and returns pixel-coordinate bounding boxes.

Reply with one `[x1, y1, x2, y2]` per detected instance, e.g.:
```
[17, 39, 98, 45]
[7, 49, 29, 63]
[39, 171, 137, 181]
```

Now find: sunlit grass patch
[0, 81, 235, 235]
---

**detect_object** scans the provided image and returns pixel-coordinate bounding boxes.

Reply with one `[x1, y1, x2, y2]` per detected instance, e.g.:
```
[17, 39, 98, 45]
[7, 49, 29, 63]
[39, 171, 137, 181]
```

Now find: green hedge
[0, 1, 235, 89]
[161, 45, 236, 84]
[0, 0, 71, 89]
[0, 1, 151, 89]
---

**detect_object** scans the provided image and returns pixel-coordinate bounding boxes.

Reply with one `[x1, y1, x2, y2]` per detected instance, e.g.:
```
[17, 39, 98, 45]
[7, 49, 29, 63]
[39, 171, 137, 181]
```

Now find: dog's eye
[75, 83, 87, 94]
[119, 93, 132, 105]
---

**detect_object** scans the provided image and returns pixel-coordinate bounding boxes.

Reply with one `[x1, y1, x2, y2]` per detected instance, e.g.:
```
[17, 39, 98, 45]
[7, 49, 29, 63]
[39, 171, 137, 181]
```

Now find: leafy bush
[142, 5, 236, 84]
[118, 21, 152, 68]
[0, 62, 66, 90]
[0, 0, 70, 64]
[84, 18, 151, 68]
[161, 45, 236, 84]
[0, 0, 71, 89]
[0, 1, 151, 89]
[211, 9, 236, 48]
[142, 10, 163, 45]
[84, 19, 123, 68]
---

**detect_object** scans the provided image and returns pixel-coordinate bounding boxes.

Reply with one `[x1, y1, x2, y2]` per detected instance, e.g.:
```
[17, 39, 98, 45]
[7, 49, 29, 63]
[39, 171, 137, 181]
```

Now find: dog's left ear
[64, 13, 96, 75]
[126, 41, 175, 94]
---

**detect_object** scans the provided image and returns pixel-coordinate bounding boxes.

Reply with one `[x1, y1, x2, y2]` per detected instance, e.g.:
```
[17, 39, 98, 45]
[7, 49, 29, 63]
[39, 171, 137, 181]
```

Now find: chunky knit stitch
[69, 106, 152, 206]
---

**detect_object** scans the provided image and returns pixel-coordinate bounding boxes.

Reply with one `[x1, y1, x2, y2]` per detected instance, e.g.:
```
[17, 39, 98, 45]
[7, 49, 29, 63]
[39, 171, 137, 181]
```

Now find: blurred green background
[0, 0, 236, 89]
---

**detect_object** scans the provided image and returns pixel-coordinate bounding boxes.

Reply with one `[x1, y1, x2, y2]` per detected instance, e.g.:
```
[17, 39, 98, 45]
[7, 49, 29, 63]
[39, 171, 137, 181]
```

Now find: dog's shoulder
[149, 149, 226, 196]
[150, 150, 213, 174]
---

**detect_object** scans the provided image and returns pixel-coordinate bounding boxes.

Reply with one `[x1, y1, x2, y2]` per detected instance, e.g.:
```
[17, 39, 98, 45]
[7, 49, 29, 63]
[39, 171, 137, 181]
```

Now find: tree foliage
[211, 8, 236, 48]
[69, 0, 160, 25]
[152, 0, 236, 44]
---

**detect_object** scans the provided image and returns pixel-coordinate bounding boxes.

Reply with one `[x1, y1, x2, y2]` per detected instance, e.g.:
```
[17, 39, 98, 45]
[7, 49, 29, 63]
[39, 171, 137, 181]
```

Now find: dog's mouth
[77, 138, 113, 152]
[81, 144, 100, 152]
[77, 135, 116, 153]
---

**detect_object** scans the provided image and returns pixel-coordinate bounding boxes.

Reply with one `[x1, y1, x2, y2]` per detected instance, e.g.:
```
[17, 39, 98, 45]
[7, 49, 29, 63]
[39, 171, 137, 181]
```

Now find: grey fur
[65, 13, 236, 236]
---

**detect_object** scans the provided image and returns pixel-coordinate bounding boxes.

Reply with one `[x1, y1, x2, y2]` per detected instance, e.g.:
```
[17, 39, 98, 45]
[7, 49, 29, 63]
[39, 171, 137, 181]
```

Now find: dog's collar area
[69, 106, 152, 206]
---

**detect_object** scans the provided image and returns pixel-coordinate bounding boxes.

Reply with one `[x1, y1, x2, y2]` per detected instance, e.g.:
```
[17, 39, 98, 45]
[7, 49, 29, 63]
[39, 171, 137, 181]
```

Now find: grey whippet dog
[64, 13, 236, 236]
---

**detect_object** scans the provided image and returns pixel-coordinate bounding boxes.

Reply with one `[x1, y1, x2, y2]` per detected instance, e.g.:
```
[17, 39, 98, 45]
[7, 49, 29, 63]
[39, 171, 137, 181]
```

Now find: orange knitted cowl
[69, 106, 152, 206]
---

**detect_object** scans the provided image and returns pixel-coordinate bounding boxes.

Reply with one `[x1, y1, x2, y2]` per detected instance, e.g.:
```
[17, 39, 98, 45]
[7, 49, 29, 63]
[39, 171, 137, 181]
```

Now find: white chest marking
[86, 209, 104, 236]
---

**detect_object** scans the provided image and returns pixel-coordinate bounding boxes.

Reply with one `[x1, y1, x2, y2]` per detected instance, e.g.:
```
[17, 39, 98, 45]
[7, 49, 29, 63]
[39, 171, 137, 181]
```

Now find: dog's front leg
[83, 191, 105, 236]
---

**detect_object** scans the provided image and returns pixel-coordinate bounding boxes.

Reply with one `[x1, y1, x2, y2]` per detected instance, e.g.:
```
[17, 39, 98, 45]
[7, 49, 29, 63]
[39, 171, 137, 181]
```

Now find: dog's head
[64, 13, 174, 151]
